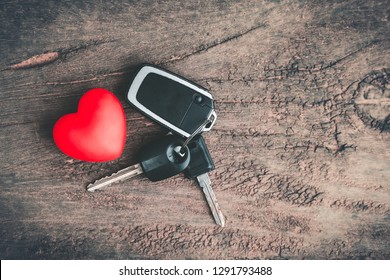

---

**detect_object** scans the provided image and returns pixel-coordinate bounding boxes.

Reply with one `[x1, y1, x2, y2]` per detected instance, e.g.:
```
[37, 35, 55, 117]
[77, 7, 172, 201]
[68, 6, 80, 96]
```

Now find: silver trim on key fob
[127, 65, 217, 138]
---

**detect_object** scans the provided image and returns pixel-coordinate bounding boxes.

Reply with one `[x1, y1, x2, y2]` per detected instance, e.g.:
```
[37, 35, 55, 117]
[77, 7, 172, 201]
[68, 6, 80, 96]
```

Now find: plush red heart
[53, 88, 126, 162]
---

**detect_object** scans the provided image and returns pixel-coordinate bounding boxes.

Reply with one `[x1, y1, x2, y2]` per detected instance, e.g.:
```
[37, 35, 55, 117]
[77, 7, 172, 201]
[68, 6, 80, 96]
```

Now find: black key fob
[126, 64, 217, 138]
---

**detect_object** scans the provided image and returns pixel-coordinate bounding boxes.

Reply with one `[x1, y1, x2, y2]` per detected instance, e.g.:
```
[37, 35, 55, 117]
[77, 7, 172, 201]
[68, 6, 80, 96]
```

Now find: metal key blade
[197, 173, 225, 227]
[87, 163, 143, 192]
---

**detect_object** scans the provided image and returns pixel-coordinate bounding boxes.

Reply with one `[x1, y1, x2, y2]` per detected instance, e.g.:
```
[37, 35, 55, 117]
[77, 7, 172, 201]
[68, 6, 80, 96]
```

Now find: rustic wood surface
[0, 0, 389, 259]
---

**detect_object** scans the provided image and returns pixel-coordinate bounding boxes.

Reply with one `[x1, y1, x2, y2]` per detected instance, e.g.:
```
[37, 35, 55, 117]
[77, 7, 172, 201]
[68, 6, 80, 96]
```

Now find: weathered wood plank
[0, 0, 389, 259]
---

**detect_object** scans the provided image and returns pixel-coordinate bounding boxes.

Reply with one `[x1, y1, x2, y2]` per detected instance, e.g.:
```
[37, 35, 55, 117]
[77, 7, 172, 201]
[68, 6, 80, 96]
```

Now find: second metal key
[184, 135, 225, 227]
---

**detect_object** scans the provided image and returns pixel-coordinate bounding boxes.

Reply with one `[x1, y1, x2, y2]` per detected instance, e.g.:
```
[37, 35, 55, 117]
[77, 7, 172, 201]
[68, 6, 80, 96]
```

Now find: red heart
[53, 88, 126, 162]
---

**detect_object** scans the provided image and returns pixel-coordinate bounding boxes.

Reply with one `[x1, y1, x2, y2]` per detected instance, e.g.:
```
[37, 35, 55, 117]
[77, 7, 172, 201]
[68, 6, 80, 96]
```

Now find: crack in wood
[330, 199, 388, 214]
[322, 40, 380, 70]
[161, 22, 268, 64]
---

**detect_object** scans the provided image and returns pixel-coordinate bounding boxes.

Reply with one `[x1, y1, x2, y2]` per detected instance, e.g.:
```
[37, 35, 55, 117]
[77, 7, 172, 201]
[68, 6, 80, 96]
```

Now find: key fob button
[194, 94, 203, 104]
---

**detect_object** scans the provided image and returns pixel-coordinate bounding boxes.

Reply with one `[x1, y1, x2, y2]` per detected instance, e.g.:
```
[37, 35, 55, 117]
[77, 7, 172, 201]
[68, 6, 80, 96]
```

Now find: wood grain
[0, 0, 389, 259]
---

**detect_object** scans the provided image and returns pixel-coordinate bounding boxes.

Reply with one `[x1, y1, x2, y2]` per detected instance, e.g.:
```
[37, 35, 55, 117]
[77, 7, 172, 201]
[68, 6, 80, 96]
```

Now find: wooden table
[1, 0, 389, 259]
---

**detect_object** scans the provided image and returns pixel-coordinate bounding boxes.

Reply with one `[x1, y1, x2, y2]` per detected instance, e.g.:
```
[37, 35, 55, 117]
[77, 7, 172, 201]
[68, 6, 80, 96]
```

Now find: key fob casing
[127, 64, 217, 138]
[138, 134, 190, 182]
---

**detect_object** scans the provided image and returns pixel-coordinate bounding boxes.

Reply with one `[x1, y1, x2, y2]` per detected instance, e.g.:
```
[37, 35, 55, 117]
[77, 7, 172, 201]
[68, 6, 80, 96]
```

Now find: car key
[126, 64, 217, 138]
[185, 135, 225, 227]
[87, 135, 190, 192]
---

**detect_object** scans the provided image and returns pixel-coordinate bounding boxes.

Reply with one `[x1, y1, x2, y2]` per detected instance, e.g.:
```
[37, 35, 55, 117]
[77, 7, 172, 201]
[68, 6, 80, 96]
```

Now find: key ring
[179, 114, 216, 154]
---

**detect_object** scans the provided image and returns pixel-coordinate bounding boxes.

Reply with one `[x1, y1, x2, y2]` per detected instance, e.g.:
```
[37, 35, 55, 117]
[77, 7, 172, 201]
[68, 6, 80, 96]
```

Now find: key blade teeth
[197, 173, 226, 227]
[87, 171, 124, 192]
[86, 175, 115, 192]
[86, 164, 143, 192]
